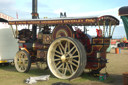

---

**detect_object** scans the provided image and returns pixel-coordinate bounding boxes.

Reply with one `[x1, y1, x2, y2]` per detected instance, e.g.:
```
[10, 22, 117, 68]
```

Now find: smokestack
[32, 0, 38, 41]
[32, 0, 38, 19]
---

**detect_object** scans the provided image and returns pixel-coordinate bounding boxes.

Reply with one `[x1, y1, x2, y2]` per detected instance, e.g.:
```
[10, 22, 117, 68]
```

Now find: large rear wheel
[14, 50, 31, 73]
[47, 37, 87, 79]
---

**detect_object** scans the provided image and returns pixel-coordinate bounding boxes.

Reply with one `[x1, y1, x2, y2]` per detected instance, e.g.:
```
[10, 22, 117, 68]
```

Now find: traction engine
[8, 0, 119, 79]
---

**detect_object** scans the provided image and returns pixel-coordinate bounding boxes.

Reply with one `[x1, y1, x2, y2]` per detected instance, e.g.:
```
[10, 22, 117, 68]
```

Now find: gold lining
[93, 38, 103, 44]
[87, 45, 103, 55]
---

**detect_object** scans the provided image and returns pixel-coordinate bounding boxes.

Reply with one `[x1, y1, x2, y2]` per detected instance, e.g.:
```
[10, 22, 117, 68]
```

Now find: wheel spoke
[70, 64, 75, 73]
[59, 42, 65, 51]
[67, 46, 75, 55]
[56, 61, 61, 67]
[23, 64, 27, 70]
[54, 58, 61, 61]
[72, 49, 77, 56]
[58, 45, 63, 54]
[21, 54, 25, 58]
[69, 61, 78, 67]
[18, 65, 22, 69]
[20, 59, 27, 69]
[68, 42, 70, 52]
[72, 59, 79, 64]
[20, 65, 25, 70]
[54, 54, 61, 58]
[64, 64, 67, 75]
[72, 55, 80, 58]
[64, 42, 68, 53]
[62, 63, 65, 74]
[57, 63, 63, 70]
[55, 50, 62, 55]
[24, 56, 28, 60]
[17, 54, 21, 59]
[22, 66, 26, 70]
[17, 61, 20, 65]
[23, 60, 28, 66]
[22, 60, 28, 64]
[66, 62, 72, 74]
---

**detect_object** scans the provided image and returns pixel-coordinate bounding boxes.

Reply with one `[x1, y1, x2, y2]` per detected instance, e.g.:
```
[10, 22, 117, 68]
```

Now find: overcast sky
[0, 0, 128, 38]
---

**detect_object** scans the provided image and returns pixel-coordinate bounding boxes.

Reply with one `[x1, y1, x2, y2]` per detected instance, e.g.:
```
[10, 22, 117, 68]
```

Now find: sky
[0, 0, 128, 38]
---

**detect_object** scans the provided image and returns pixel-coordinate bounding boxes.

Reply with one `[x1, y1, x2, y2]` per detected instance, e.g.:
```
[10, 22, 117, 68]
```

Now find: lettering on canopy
[8, 18, 97, 25]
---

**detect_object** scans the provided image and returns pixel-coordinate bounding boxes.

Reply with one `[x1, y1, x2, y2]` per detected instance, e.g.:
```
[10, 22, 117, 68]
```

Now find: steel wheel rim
[15, 51, 29, 72]
[47, 38, 81, 79]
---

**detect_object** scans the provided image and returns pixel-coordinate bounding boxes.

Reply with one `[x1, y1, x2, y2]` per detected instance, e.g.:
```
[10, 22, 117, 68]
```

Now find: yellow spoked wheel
[14, 50, 31, 73]
[47, 37, 87, 79]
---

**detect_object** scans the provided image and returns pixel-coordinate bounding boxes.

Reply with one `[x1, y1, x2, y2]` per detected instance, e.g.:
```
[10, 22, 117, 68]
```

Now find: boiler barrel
[33, 42, 49, 50]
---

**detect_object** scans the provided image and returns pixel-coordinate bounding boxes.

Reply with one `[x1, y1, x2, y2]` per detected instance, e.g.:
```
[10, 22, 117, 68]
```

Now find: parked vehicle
[0, 28, 18, 65]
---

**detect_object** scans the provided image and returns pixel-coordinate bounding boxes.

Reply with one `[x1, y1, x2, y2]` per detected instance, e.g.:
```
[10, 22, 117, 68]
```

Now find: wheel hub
[61, 55, 66, 62]
[19, 58, 24, 64]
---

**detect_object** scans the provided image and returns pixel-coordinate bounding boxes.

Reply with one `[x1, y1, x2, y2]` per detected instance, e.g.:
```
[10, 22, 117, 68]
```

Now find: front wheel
[47, 37, 87, 79]
[14, 50, 31, 73]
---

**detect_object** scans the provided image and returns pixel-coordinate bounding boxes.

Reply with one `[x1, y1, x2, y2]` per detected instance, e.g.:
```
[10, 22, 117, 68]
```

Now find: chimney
[32, 0, 38, 41]
[32, 0, 38, 19]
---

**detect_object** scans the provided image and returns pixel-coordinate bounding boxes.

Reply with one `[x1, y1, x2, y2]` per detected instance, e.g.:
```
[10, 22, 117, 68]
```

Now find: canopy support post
[109, 21, 112, 37]
[15, 25, 19, 38]
[112, 25, 116, 36]
[10, 25, 16, 38]
[103, 21, 106, 37]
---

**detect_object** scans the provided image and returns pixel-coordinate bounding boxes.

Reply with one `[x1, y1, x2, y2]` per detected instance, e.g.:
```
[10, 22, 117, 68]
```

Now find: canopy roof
[119, 6, 128, 39]
[0, 18, 8, 22]
[119, 6, 128, 16]
[8, 15, 119, 26]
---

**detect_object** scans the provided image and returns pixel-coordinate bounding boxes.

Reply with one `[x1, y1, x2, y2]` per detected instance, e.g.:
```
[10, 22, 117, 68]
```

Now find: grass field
[0, 49, 128, 85]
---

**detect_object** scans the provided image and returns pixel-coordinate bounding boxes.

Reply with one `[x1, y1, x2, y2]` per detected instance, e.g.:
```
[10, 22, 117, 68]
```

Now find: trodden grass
[0, 65, 113, 85]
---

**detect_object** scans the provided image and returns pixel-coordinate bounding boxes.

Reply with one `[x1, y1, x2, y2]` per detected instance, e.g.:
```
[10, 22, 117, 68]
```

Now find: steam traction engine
[8, 15, 119, 79]
[8, 0, 119, 79]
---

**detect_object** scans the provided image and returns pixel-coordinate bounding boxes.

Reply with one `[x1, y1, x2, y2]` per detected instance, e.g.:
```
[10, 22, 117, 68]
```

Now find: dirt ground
[72, 48, 128, 85]
[0, 49, 128, 85]
[102, 48, 128, 85]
